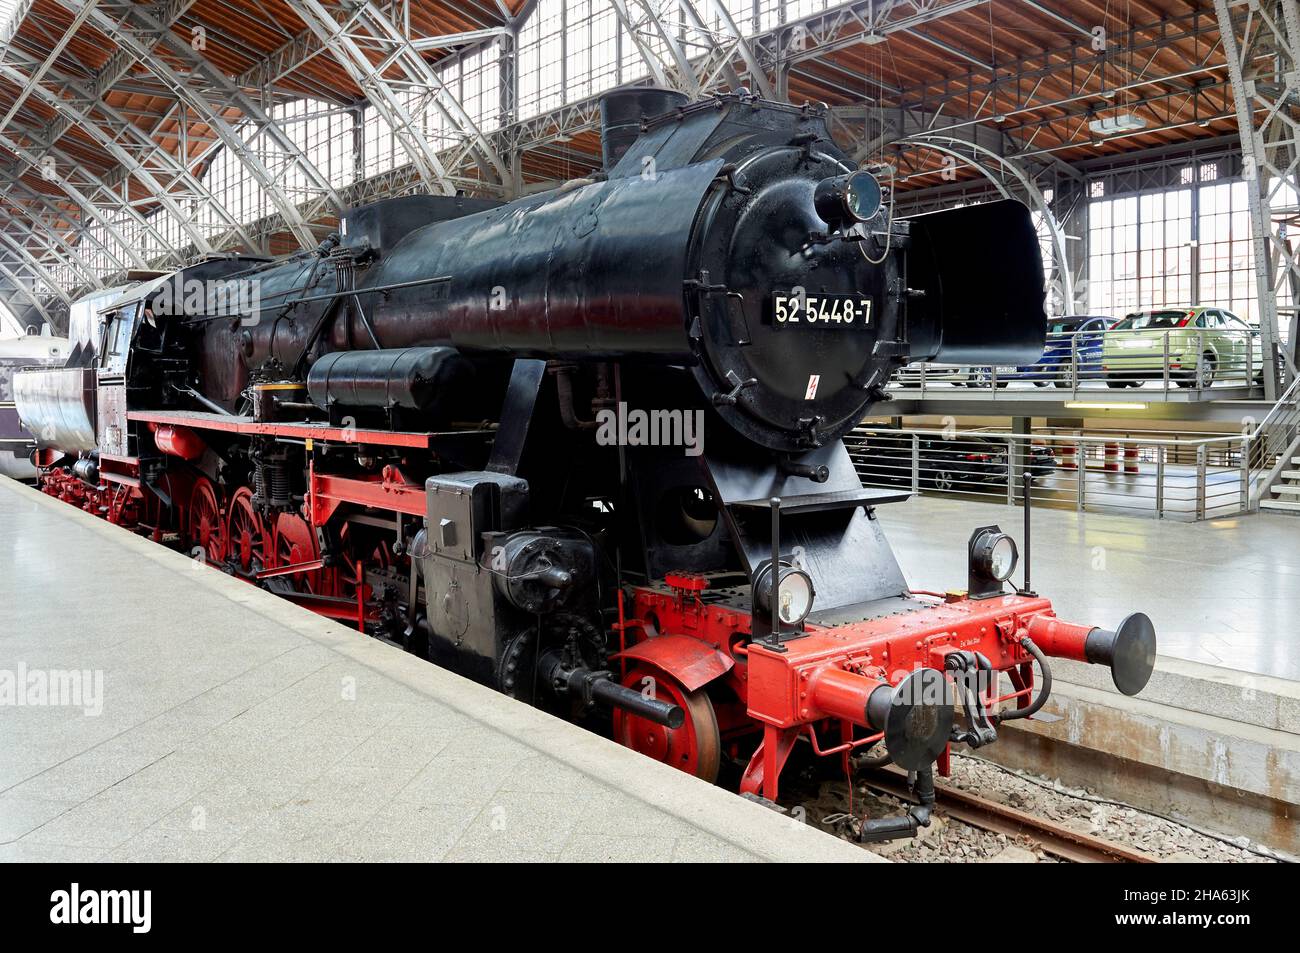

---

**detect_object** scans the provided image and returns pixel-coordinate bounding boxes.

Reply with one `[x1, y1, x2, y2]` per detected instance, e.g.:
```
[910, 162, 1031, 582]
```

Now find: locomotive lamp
[968, 525, 1019, 599]
[755, 562, 816, 627]
[814, 170, 883, 228]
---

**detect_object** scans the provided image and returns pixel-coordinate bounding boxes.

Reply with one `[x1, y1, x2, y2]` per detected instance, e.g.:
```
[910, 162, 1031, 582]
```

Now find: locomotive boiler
[14, 88, 1156, 838]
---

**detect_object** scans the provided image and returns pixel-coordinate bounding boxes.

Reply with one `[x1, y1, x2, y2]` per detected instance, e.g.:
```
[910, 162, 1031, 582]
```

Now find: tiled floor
[0, 477, 866, 863]
[878, 495, 1300, 680]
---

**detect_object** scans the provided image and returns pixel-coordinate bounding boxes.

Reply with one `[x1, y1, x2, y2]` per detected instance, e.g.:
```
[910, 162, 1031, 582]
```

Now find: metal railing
[849, 392, 1300, 521]
[1241, 372, 1300, 506]
[891, 327, 1271, 397]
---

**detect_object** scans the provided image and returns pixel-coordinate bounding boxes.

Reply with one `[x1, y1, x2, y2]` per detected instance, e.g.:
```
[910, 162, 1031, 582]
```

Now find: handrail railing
[849, 401, 1300, 520]
[891, 326, 1272, 398]
[1248, 370, 1300, 439]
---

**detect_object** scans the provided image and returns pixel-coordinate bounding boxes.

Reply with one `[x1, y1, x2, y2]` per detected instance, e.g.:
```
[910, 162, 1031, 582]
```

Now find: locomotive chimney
[598, 87, 689, 171]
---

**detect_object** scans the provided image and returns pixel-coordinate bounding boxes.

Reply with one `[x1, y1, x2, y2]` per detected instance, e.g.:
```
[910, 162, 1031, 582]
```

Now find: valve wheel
[227, 487, 269, 577]
[187, 476, 226, 565]
[612, 667, 721, 783]
[272, 511, 322, 593]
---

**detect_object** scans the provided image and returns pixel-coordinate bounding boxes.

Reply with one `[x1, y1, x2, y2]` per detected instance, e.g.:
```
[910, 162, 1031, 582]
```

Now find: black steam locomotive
[16, 90, 1154, 831]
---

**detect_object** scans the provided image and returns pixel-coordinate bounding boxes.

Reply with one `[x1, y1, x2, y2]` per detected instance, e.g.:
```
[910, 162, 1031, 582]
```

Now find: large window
[519, 0, 625, 117]
[1198, 180, 1256, 320]
[0, 295, 21, 337]
[1083, 172, 1295, 322]
[1087, 189, 1193, 315]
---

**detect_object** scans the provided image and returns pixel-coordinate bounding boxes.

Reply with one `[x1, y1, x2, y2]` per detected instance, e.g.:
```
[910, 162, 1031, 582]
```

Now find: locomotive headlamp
[815, 170, 883, 228]
[968, 525, 1019, 599]
[756, 562, 816, 627]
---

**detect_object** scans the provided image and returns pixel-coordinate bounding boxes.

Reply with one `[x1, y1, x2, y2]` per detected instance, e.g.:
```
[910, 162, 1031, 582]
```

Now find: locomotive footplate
[624, 581, 1156, 802]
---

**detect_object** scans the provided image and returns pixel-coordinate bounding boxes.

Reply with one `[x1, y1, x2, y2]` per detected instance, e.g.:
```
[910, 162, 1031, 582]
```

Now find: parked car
[1101, 307, 1264, 388]
[991, 438, 1058, 479]
[848, 432, 1055, 491]
[1013, 315, 1116, 386]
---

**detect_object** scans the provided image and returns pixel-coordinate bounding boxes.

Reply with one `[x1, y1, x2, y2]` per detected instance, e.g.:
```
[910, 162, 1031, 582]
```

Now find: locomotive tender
[15, 89, 1156, 839]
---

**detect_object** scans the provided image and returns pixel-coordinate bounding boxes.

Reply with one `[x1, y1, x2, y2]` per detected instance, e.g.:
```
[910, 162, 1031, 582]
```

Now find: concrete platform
[0, 477, 869, 863]
[878, 495, 1300, 681]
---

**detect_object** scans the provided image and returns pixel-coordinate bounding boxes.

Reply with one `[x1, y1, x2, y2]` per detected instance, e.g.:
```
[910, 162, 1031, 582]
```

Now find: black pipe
[770, 497, 782, 639]
[995, 636, 1052, 722]
[172, 383, 233, 416]
[1021, 471, 1033, 594]
[587, 677, 685, 728]
[779, 459, 830, 482]
[858, 766, 936, 843]
[539, 651, 684, 728]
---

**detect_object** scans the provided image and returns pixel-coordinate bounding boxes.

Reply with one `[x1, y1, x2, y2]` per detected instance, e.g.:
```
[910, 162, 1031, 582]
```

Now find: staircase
[1248, 373, 1300, 515]
[1262, 454, 1300, 514]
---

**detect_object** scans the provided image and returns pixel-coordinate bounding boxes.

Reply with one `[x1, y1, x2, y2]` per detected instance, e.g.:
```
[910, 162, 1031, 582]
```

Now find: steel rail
[863, 766, 1157, 863]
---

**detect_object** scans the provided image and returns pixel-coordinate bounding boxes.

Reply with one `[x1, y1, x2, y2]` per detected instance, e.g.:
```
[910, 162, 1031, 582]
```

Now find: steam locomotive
[14, 89, 1156, 839]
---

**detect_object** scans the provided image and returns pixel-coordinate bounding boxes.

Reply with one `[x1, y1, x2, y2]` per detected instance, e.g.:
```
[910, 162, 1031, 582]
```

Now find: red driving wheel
[336, 523, 394, 594]
[226, 487, 269, 577]
[273, 511, 322, 592]
[612, 667, 721, 783]
[187, 476, 226, 564]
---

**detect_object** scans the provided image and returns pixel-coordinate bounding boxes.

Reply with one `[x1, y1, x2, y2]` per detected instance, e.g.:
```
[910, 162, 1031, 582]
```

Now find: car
[1013, 315, 1116, 386]
[849, 431, 1006, 490]
[848, 432, 1056, 491]
[1100, 307, 1264, 388]
[957, 316, 1114, 388]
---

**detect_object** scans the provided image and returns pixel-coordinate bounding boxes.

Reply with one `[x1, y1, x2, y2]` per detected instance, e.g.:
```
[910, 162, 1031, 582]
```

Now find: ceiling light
[1088, 112, 1148, 137]
[1063, 401, 1149, 411]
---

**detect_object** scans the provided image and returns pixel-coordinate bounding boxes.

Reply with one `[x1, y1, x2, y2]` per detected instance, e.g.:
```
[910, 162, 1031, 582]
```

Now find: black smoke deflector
[904, 199, 1048, 367]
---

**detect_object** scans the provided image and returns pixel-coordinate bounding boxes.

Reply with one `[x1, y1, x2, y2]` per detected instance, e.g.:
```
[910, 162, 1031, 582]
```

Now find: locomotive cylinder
[150, 423, 207, 461]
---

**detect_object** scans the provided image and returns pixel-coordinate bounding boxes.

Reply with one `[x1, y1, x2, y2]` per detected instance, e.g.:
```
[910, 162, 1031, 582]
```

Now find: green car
[1101, 307, 1264, 388]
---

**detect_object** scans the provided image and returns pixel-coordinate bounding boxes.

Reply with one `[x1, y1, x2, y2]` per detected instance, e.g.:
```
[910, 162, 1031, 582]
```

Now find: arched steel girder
[896, 133, 1074, 312]
[62, 0, 344, 250]
[0, 264, 56, 328]
[0, 231, 73, 306]
[285, 0, 507, 193]
[0, 130, 176, 269]
[0, 175, 134, 276]
[0, 193, 101, 289]
[0, 62, 216, 257]
[691, 0, 775, 100]
[605, 0, 773, 100]
[635, 1, 702, 97]
[607, 0, 672, 89]
[283, 0, 456, 195]
[0, 49, 259, 254]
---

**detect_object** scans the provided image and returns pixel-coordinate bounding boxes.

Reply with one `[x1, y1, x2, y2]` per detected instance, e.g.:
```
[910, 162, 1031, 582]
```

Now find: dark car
[848, 431, 1056, 491]
[848, 431, 1008, 491]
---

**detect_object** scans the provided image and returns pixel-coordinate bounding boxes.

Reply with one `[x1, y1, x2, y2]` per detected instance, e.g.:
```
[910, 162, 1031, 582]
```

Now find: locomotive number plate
[772, 293, 871, 328]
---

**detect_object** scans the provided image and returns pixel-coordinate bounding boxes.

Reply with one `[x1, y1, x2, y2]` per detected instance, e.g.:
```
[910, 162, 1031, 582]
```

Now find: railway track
[863, 767, 1157, 863]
